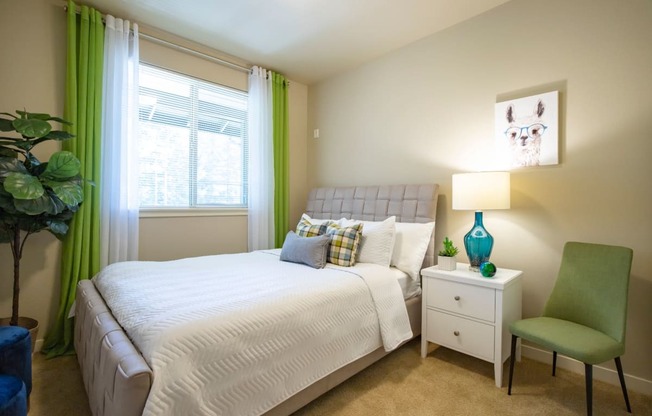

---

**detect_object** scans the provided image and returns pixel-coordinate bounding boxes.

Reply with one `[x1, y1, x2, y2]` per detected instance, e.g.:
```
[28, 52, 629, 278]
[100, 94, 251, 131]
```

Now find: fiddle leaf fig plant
[0, 110, 84, 326]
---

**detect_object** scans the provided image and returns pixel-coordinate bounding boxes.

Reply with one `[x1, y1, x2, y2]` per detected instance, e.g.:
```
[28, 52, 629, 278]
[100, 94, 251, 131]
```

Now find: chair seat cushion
[510, 317, 624, 365]
[0, 374, 26, 416]
[0, 327, 29, 351]
[0, 326, 32, 396]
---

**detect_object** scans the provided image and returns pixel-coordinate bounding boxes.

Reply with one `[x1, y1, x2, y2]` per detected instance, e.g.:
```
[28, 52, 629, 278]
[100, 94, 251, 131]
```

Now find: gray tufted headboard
[305, 184, 439, 267]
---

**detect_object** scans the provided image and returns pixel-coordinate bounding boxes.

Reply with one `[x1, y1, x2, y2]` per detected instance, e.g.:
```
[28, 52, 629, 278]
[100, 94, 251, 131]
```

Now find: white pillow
[300, 213, 339, 225]
[391, 221, 435, 280]
[340, 216, 396, 267]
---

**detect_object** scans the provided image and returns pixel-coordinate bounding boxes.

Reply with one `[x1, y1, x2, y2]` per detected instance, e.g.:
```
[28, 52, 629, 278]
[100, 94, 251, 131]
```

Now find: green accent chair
[507, 242, 633, 416]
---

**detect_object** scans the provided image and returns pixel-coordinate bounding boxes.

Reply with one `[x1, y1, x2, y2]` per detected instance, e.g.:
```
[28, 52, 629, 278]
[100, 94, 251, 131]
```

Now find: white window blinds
[137, 64, 248, 208]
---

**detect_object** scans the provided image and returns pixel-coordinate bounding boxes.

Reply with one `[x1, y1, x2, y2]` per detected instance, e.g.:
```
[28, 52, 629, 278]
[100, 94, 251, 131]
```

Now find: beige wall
[0, 0, 308, 342]
[0, 0, 67, 345]
[288, 81, 309, 228]
[308, 0, 652, 389]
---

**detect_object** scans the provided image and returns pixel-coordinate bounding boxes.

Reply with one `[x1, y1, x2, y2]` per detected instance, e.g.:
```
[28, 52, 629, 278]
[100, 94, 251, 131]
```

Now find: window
[137, 64, 248, 208]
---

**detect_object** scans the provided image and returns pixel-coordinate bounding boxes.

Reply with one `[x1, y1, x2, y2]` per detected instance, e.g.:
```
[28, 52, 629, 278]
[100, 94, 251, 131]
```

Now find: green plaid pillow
[326, 222, 364, 267]
[296, 216, 330, 237]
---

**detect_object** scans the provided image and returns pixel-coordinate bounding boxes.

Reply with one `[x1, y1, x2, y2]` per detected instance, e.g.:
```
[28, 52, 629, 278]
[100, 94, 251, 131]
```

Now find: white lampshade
[452, 172, 511, 210]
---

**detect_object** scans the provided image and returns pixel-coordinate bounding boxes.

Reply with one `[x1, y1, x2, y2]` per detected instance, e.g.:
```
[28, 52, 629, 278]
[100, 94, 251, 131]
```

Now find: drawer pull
[454, 295, 460, 301]
[453, 331, 460, 336]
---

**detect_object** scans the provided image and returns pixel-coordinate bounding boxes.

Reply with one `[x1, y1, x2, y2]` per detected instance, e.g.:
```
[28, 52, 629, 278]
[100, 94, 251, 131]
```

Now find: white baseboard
[522, 344, 652, 396]
[34, 338, 44, 353]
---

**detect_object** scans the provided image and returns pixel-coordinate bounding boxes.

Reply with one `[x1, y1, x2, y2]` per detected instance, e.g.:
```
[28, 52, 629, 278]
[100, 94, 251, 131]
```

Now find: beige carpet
[30, 338, 651, 416]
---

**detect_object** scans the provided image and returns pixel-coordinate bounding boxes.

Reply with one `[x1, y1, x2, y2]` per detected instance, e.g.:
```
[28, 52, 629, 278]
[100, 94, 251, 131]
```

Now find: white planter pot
[437, 256, 457, 271]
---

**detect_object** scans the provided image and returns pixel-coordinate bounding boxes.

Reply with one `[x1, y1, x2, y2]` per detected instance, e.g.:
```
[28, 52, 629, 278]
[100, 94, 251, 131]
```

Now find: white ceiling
[86, 0, 512, 85]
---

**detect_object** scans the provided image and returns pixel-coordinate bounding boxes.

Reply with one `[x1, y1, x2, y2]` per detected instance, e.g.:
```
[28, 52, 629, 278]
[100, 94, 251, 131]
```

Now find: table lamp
[452, 172, 510, 271]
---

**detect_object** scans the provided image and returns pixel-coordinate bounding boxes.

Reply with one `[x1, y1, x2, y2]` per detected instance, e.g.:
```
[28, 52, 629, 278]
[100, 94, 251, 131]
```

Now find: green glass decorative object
[480, 261, 497, 278]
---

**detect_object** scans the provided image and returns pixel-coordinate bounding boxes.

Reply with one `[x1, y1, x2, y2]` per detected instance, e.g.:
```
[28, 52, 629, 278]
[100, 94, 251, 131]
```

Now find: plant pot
[0, 316, 39, 354]
[437, 256, 457, 271]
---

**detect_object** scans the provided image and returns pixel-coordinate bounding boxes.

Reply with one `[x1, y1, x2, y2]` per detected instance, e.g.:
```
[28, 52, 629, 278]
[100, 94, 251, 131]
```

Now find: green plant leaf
[44, 130, 74, 140]
[45, 117, 72, 125]
[0, 184, 18, 214]
[13, 195, 49, 215]
[4, 172, 44, 199]
[16, 110, 48, 120]
[438, 237, 459, 257]
[43, 151, 80, 179]
[17, 216, 49, 233]
[25, 154, 42, 171]
[15, 111, 71, 125]
[0, 147, 18, 158]
[46, 180, 84, 206]
[0, 118, 14, 131]
[32, 131, 75, 146]
[45, 190, 67, 214]
[0, 197, 17, 214]
[11, 140, 33, 151]
[0, 225, 12, 243]
[12, 118, 52, 138]
[0, 157, 28, 179]
[53, 207, 75, 222]
[13, 191, 64, 215]
[46, 220, 69, 236]
[25, 112, 52, 120]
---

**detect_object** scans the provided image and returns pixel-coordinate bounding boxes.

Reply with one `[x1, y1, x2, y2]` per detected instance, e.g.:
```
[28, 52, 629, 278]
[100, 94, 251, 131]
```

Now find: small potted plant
[437, 237, 459, 271]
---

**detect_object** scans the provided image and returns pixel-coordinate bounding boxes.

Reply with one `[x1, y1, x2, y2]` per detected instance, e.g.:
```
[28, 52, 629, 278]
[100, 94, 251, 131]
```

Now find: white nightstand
[420, 263, 523, 388]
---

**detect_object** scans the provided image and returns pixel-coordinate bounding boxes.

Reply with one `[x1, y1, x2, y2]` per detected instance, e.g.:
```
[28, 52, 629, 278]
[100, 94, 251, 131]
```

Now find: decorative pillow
[280, 231, 331, 269]
[296, 214, 330, 237]
[391, 221, 435, 280]
[340, 216, 396, 267]
[325, 222, 364, 267]
[299, 213, 335, 225]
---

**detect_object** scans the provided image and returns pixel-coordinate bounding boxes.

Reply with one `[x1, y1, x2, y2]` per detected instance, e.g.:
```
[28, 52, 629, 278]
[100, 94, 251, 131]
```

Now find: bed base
[75, 280, 152, 416]
[265, 295, 422, 415]
[75, 183, 438, 415]
[75, 280, 421, 416]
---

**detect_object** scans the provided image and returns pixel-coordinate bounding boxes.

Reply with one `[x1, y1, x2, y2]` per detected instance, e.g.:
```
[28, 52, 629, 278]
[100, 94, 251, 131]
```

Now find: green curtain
[271, 72, 289, 248]
[43, 1, 104, 357]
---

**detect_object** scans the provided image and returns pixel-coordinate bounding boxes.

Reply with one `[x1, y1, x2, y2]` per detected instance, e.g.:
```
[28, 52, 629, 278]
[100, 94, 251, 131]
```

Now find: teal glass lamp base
[464, 211, 494, 272]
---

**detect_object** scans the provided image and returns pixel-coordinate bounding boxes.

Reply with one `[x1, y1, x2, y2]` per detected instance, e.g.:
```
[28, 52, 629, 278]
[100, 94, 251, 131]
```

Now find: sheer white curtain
[247, 66, 275, 250]
[100, 15, 140, 267]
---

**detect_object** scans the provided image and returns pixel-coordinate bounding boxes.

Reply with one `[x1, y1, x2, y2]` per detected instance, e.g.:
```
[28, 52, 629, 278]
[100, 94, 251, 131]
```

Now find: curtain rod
[138, 33, 251, 74]
[62, 4, 252, 74]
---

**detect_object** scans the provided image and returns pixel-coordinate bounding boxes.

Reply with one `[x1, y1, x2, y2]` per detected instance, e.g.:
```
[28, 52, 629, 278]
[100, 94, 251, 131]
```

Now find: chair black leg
[552, 351, 557, 376]
[615, 357, 632, 413]
[585, 363, 593, 416]
[508, 335, 517, 395]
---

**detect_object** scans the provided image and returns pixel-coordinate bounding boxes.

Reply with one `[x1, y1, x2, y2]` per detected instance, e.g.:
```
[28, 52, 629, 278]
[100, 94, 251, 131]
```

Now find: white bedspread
[93, 250, 412, 416]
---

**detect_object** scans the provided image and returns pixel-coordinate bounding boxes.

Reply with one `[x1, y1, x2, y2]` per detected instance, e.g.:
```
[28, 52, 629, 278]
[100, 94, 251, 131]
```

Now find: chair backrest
[543, 241, 633, 344]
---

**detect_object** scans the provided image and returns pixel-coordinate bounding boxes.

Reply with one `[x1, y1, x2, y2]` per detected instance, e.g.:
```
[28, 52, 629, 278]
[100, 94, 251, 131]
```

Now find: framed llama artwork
[495, 91, 559, 168]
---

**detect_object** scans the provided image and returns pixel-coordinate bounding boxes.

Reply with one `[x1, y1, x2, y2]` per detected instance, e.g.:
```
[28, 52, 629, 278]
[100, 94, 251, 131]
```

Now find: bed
[74, 184, 439, 416]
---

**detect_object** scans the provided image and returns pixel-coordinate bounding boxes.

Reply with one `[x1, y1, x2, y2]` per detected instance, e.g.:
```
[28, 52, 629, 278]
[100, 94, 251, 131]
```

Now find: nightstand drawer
[426, 278, 495, 322]
[426, 310, 494, 362]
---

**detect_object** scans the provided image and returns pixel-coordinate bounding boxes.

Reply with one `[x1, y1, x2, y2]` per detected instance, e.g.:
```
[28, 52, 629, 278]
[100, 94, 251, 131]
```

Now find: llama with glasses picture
[495, 90, 559, 168]
[505, 100, 547, 166]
